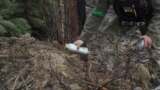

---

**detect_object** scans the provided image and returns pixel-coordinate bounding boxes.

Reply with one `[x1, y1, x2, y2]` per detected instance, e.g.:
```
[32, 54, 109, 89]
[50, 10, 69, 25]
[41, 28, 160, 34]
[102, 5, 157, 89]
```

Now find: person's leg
[79, 0, 110, 41]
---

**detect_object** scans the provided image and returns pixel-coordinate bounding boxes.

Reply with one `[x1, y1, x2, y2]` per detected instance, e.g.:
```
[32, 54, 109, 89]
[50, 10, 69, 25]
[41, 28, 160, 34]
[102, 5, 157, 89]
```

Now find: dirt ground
[0, 33, 85, 90]
[0, 30, 158, 90]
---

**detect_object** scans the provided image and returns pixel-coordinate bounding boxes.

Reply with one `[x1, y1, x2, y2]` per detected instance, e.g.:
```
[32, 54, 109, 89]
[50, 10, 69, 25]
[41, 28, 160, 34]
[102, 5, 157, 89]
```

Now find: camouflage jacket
[79, 0, 160, 42]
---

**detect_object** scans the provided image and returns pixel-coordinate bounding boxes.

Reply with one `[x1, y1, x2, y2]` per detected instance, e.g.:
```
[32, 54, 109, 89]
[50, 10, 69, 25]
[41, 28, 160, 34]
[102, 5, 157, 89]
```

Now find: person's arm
[78, 0, 110, 42]
[141, 0, 160, 49]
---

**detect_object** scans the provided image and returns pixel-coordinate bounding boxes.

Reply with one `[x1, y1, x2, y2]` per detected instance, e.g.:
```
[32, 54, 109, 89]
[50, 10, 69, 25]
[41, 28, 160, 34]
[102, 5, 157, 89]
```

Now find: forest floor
[0, 6, 159, 90]
[0, 30, 157, 90]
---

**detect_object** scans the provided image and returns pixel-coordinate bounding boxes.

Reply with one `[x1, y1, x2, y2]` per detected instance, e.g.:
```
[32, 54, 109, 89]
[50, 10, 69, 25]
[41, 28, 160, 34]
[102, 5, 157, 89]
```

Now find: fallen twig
[87, 58, 109, 90]
[88, 61, 96, 84]
[12, 74, 21, 90]
[97, 75, 125, 90]
[21, 77, 29, 90]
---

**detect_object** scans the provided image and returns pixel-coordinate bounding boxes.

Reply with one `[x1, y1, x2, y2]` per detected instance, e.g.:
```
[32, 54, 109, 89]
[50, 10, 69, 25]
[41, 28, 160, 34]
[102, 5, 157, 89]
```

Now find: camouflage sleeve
[79, 0, 110, 42]
[147, 0, 160, 65]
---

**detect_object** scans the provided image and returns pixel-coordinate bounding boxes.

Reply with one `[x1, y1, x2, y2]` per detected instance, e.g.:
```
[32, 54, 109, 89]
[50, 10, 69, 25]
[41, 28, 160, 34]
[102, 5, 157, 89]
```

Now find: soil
[0, 34, 85, 90]
[0, 31, 156, 90]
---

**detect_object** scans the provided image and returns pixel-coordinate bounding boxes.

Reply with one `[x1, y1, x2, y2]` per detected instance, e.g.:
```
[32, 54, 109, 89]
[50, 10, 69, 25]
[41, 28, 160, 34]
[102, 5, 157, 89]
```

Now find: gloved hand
[139, 35, 152, 49]
[73, 40, 84, 48]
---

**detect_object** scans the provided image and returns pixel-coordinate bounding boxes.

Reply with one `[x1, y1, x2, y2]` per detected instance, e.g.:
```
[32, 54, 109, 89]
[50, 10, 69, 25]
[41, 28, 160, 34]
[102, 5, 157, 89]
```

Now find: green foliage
[10, 18, 31, 34]
[0, 24, 7, 35]
[0, 18, 30, 36]
[30, 17, 44, 28]
[0, 0, 31, 37]
[18, 1, 47, 40]
[0, 3, 24, 19]
[0, 20, 20, 36]
[25, 4, 44, 28]
[0, 0, 11, 8]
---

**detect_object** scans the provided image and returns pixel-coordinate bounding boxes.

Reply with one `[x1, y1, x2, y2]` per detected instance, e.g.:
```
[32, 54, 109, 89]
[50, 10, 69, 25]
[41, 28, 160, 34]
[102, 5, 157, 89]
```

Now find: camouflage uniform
[79, 0, 160, 89]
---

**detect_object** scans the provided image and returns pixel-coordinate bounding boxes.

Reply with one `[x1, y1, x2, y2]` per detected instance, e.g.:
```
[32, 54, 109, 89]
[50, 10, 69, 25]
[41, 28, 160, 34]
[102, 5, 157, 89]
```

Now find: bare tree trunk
[40, 0, 86, 44]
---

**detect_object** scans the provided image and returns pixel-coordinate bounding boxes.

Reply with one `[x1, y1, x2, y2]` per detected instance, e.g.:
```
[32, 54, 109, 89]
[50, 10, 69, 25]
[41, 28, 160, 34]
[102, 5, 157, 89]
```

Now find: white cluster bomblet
[65, 43, 89, 55]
